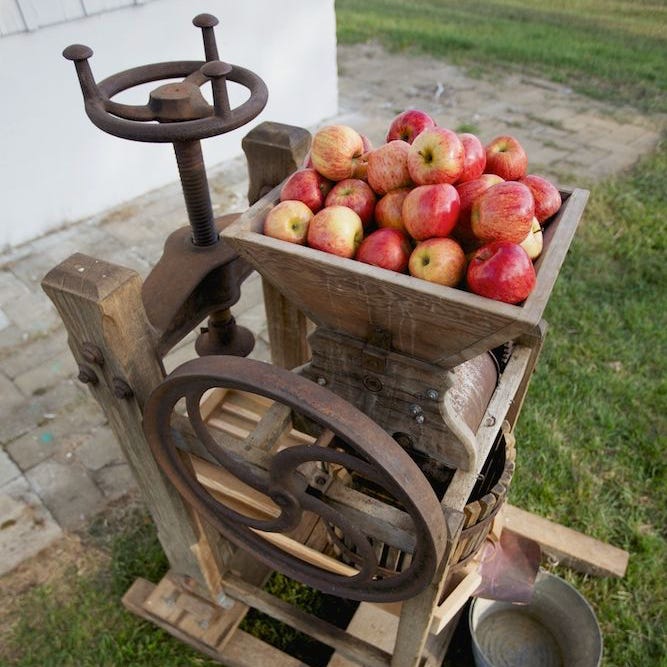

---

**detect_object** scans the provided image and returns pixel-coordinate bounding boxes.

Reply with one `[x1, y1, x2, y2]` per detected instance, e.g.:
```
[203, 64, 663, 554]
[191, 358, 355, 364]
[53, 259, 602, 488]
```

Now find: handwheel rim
[143, 355, 448, 602]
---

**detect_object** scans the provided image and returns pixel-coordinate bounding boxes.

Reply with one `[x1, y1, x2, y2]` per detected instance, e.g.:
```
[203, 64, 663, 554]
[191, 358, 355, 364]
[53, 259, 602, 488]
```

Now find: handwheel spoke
[144, 355, 448, 602]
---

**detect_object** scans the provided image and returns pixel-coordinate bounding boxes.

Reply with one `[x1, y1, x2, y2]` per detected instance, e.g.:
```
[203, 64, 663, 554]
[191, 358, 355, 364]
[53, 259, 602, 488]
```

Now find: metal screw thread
[173, 141, 217, 246]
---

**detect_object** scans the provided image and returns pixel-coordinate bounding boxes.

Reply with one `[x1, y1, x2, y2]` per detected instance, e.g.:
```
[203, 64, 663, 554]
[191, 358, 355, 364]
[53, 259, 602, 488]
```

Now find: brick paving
[0, 43, 662, 576]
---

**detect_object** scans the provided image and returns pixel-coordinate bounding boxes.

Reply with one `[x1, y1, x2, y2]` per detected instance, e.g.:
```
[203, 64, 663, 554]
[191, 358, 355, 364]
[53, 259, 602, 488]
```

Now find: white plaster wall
[0, 0, 338, 249]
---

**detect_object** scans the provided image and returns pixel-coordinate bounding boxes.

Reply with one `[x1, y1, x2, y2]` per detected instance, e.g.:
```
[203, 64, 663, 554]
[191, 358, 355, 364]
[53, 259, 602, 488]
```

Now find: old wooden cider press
[43, 13, 627, 667]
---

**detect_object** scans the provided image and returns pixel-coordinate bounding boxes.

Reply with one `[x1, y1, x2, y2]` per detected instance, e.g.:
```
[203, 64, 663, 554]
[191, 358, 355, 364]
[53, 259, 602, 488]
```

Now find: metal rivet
[415, 414, 425, 425]
[409, 404, 423, 417]
[425, 388, 439, 401]
[77, 365, 98, 385]
[316, 377, 327, 386]
[81, 342, 104, 366]
[112, 378, 133, 400]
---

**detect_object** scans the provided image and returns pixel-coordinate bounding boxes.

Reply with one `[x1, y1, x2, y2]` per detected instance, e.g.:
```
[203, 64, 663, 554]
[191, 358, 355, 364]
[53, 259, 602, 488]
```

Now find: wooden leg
[391, 509, 464, 667]
[42, 253, 207, 582]
[262, 279, 312, 370]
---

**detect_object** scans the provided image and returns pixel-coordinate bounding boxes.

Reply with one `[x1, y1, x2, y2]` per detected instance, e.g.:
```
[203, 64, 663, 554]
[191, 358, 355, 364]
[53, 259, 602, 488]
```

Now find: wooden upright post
[42, 254, 204, 582]
[242, 121, 313, 369]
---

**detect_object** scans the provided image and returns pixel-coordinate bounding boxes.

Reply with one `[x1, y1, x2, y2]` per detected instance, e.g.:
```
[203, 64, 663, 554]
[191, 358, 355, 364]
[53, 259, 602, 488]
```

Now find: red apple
[453, 174, 504, 247]
[402, 183, 461, 241]
[367, 140, 413, 196]
[361, 134, 374, 153]
[409, 237, 466, 287]
[307, 205, 363, 258]
[356, 228, 412, 273]
[263, 200, 313, 245]
[485, 135, 528, 181]
[386, 109, 436, 144]
[375, 188, 411, 232]
[350, 134, 374, 180]
[519, 174, 562, 223]
[280, 168, 333, 213]
[519, 217, 543, 260]
[325, 178, 376, 228]
[457, 133, 486, 183]
[407, 127, 464, 185]
[471, 181, 535, 244]
[310, 125, 365, 181]
[466, 241, 536, 304]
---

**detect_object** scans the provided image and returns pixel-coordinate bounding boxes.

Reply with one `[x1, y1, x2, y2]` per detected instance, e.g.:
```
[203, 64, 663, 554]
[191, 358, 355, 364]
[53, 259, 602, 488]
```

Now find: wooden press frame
[42, 122, 628, 667]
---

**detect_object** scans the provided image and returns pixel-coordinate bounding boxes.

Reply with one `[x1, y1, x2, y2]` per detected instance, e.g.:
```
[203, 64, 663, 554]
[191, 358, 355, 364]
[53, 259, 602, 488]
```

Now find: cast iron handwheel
[143, 355, 448, 602]
[62, 48, 268, 143]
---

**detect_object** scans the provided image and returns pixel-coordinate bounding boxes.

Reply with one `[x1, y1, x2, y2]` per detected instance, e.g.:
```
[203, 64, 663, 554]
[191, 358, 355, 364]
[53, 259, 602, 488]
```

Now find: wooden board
[123, 576, 308, 667]
[222, 187, 589, 368]
[503, 504, 629, 578]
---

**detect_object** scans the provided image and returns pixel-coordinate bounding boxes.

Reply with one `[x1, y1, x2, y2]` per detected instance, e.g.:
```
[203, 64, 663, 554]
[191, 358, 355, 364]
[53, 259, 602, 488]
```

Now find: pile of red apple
[262, 109, 562, 304]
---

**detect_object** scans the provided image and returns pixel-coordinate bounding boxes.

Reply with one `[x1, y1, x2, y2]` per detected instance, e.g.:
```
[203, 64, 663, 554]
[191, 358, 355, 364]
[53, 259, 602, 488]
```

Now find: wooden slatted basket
[222, 186, 589, 368]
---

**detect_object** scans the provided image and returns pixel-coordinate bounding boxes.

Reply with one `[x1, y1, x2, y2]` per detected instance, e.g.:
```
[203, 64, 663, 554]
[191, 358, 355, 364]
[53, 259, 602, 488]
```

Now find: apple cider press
[41, 12, 604, 667]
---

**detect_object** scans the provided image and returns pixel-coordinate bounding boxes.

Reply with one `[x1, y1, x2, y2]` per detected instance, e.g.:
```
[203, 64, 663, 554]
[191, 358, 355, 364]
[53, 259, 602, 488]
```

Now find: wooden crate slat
[191, 454, 280, 519]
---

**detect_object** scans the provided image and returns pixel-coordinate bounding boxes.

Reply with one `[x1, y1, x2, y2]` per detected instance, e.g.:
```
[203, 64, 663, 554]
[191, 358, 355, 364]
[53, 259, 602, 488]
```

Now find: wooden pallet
[123, 573, 309, 667]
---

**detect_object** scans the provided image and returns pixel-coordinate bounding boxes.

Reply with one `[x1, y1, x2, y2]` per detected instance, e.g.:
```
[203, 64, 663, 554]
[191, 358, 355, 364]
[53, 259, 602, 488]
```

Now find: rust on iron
[64, 14, 266, 355]
[143, 356, 449, 603]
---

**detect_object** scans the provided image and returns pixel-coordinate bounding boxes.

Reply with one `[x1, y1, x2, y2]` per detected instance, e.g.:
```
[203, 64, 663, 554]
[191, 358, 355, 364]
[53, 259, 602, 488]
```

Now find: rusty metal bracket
[64, 14, 267, 357]
[141, 214, 254, 356]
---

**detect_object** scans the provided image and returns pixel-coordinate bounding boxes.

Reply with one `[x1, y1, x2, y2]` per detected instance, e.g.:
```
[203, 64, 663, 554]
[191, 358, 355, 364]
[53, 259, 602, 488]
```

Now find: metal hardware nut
[77, 365, 98, 386]
[112, 378, 134, 400]
[81, 342, 104, 366]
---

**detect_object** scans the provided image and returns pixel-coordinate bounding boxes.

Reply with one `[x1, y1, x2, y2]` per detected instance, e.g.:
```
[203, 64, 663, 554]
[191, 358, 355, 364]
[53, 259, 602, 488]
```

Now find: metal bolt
[77, 365, 98, 386]
[81, 342, 104, 366]
[484, 415, 496, 427]
[425, 388, 439, 401]
[316, 377, 327, 386]
[415, 414, 425, 425]
[408, 404, 423, 417]
[112, 378, 133, 400]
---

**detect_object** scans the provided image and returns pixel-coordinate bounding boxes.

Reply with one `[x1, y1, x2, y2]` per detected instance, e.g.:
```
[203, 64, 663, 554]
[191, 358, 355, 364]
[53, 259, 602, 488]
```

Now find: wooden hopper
[223, 186, 589, 368]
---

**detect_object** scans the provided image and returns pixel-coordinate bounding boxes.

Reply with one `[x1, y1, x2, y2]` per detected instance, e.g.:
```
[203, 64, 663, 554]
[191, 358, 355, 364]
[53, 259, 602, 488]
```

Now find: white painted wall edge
[0, 0, 338, 250]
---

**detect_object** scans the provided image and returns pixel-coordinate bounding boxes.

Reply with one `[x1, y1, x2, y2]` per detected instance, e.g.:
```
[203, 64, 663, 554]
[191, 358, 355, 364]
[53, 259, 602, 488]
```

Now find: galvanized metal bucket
[469, 569, 603, 667]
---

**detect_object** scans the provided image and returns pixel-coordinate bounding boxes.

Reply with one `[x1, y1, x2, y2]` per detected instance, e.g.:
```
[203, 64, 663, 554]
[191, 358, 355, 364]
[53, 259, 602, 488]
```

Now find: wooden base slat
[123, 576, 308, 667]
[503, 504, 629, 578]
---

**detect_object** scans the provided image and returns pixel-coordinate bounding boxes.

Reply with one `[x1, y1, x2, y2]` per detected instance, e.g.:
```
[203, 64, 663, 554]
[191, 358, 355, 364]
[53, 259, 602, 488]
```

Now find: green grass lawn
[3, 2, 666, 666]
[336, 0, 667, 113]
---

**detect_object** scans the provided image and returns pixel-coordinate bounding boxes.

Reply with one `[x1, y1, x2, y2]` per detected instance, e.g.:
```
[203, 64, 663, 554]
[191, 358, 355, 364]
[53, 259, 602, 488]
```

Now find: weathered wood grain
[42, 253, 204, 581]
[223, 188, 589, 368]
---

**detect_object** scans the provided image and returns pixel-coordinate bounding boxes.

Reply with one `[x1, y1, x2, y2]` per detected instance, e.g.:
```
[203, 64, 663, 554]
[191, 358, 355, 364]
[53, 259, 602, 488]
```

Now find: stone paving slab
[0, 43, 663, 577]
[0, 478, 63, 577]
